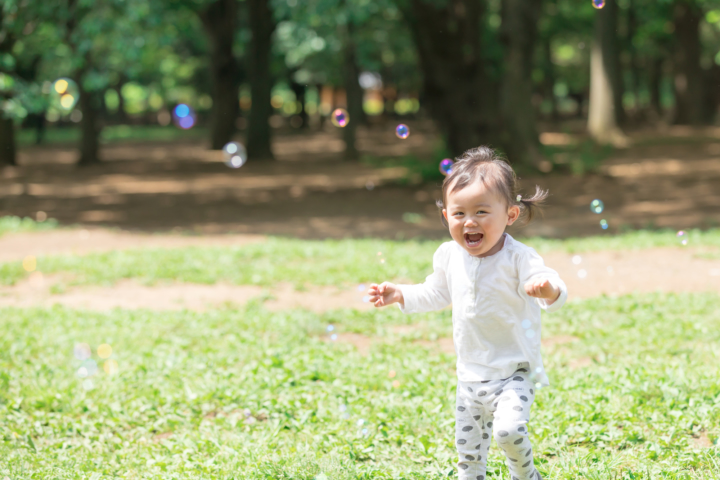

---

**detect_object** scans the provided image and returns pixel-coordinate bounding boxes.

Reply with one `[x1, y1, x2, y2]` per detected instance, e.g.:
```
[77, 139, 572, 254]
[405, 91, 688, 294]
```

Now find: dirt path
[2, 124, 720, 239]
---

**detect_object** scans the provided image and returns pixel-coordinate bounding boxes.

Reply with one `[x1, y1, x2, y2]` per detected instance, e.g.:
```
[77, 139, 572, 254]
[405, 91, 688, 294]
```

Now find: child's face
[442, 179, 520, 257]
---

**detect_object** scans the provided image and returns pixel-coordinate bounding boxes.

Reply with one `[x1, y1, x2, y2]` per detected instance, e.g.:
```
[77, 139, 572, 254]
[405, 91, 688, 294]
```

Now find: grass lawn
[1, 294, 719, 478]
[1, 221, 719, 478]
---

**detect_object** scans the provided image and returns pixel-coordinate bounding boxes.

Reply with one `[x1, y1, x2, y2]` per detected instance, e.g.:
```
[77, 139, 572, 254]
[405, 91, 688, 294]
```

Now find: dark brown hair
[436, 146, 548, 227]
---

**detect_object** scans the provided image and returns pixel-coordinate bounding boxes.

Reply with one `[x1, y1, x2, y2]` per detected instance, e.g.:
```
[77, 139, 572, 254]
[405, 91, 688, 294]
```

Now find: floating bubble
[339, 404, 347, 412]
[395, 124, 409, 139]
[60, 94, 76, 110]
[516, 195, 522, 202]
[590, 199, 604, 214]
[592, 0, 605, 8]
[331, 108, 349, 128]
[600, 219, 609, 230]
[23, 255, 37, 272]
[388, 370, 396, 378]
[365, 181, 375, 190]
[357, 284, 366, 292]
[80, 359, 98, 378]
[362, 295, 370, 303]
[36, 211, 47, 222]
[529, 367, 544, 390]
[330, 334, 338, 341]
[326, 325, 334, 332]
[362, 427, 369, 435]
[76, 367, 88, 379]
[97, 343, 112, 359]
[103, 359, 119, 375]
[172, 104, 196, 130]
[74, 343, 92, 361]
[521, 319, 532, 329]
[223, 141, 247, 169]
[525, 329, 536, 339]
[82, 379, 94, 390]
[577, 269, 587, 279]
[357, 419, 365, 427]
[392, 380, 400, 388]
[677, 230, 688, 246]
[571, 255, 582, 265]
[439, 159, 454, 176]
[380, 259, 386, 264]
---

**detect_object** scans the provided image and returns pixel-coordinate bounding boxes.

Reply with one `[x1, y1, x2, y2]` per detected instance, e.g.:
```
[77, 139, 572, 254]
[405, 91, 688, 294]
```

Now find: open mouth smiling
[464, 232, 483, 247]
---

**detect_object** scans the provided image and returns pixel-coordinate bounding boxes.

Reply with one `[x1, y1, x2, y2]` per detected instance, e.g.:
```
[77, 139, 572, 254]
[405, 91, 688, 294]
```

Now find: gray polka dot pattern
[455, 368, 537, 480]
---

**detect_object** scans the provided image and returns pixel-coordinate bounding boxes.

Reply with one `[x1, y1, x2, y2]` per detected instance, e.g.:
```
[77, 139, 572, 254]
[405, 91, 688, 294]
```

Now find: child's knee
[493, 422, 528, 447]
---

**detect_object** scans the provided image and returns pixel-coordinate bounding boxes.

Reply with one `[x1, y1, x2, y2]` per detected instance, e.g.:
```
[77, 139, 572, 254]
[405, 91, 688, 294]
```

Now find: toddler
[369, 146, 567, 480]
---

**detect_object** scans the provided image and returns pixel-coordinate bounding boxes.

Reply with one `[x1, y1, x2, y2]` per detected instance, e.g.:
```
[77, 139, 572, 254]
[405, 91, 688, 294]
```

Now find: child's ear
[442, 209, 448, 221]
[507, 205, 520, 225]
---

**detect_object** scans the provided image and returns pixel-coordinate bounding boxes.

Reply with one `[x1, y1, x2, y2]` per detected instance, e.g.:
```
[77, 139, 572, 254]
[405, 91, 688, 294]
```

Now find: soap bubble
[97, 344, 112, 359]
[326, 325, 334, 332]
[357, 419, 365, 427]
[365, 181, 375, 190]
[23, 255, 37, 272]
[357, 284, 366, 292]
[81, 359, 98, 377]
[74, 343, 92, 361]
[590, 199, 604, 214]
[521, 319, 531, 329]
[395, 124, 409, 139]
[439, 159, 454, 176]
[578, 269, 587, 279]
[362, 428, 369, 435]
[82, 379, 94, 390]
[362, 295, 371, 303]
[330, 334, 338, 341]
[103, 360, 119, 375]
[339, 404, 347, 412]
[571, 255, 582, 265]
[525, 329, 536, 339]
[677, 230, 688, 246]
[592, 0, 605, 8]
[529, 367, 544, 390]
[172, 104, 196, 130]
[600, 219, 609, 230]
[223, 141, 247, 169]
[331, 108, 349, 127]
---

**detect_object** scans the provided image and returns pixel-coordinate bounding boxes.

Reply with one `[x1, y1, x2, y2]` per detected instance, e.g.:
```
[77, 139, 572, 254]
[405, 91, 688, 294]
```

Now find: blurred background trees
[3, 0, 720, 168]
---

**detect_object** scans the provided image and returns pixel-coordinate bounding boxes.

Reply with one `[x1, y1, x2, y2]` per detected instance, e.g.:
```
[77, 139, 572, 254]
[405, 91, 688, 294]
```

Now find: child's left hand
[524, 279, 560, 304]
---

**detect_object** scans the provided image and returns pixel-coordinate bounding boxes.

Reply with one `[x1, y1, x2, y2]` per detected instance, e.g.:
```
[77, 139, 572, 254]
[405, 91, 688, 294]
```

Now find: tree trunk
[200, 0, 239, 149]
[114, 74, 129, 124]
[341, 21, 364, 160]
[290, 80, 308, 127]
[499, 0, 542, 167]
[587, 0, 627, 146]
[672, 0, 704, 125]
[0, 115, 16, 166]
[400, 0, 497, 157]
[649, 57, 664, 118]
[77, 81, 102, 166]
[541, 37, 559, 123]
[246, 0, 275, 160]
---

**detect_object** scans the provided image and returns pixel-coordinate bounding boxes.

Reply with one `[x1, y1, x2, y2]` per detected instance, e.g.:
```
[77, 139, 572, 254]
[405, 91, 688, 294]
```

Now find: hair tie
[516, 194, 522, 202]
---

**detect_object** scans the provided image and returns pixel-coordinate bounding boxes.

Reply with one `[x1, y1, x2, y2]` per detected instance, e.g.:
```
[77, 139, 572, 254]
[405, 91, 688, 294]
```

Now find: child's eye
[453, 212, 463, 216]
[477, 210, 487, 214]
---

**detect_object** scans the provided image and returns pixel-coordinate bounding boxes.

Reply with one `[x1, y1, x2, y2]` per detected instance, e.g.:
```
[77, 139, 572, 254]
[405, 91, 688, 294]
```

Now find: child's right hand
[368, 282, 404, 308]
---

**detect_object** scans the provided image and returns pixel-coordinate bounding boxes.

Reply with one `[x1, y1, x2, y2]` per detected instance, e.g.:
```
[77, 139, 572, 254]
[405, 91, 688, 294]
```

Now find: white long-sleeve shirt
[397, 233, 567, 387]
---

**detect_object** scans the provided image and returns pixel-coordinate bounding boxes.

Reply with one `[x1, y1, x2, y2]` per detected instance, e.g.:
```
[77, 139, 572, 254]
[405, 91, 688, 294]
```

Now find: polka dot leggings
[455, 365, 542, 480]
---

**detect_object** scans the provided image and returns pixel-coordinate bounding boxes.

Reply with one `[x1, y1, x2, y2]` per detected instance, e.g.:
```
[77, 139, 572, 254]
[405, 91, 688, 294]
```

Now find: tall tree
[399, 0, 498, 157]
[499, 0, 543, 167]
[246, 0, 276, 160]
[672, 0, 704, 125]
[587, 0, 627, 146]
[199, 0, 239, 149]
[340, 18, 364, 159]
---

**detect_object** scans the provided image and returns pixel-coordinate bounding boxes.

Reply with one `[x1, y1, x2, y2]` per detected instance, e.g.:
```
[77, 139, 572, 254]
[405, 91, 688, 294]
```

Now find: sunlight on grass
[0, 293, 718, 477]
[0, 228, 718, 287]
[0, 216, 58, 237]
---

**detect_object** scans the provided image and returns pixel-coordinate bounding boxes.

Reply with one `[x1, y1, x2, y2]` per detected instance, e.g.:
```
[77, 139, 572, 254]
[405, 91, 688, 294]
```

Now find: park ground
[0, 123, 719, 478]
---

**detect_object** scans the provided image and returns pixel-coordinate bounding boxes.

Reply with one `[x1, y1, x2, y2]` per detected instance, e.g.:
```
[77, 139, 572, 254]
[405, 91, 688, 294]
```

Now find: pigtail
[517, 185, 549, 223]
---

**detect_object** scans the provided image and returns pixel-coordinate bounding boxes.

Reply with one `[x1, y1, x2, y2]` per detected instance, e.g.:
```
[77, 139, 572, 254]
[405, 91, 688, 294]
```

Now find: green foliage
[0, 292, 719, 477]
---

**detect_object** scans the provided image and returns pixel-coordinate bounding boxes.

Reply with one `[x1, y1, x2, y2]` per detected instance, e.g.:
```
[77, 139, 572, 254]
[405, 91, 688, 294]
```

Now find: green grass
[17, 124, 208, 147]
[0, 293, 719, 478]
[1, 229, 718, 288]
[0, 215, 59, 237]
